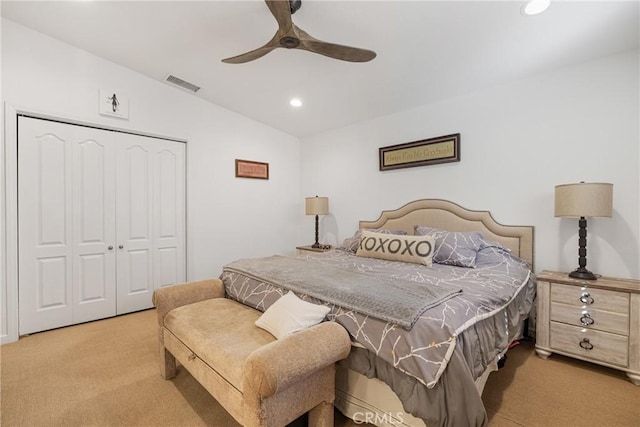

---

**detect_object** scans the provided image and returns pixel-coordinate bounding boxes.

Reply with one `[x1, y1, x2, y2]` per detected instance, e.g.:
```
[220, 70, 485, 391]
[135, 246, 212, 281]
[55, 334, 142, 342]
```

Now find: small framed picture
[235, 159, 269, 180]
[99, 89, 129, 119]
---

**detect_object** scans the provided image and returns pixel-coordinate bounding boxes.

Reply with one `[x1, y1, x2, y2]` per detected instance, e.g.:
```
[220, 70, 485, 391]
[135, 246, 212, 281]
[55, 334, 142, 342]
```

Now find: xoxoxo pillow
[356, 229, 435, 266]
[342, 228, 406, 253]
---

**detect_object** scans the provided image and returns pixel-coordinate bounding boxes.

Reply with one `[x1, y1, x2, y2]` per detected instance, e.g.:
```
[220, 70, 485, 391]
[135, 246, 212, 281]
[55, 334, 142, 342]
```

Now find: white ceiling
[2, 1, 638, 137]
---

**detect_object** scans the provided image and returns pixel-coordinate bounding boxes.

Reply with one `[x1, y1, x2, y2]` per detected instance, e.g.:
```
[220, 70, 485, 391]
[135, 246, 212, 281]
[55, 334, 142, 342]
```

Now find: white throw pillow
[255, 291, 331, 339]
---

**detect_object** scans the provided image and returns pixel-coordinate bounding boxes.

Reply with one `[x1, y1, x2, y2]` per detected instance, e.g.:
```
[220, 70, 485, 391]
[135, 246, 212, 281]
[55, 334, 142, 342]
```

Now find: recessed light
[522, 0, 550, 16]
[290, 98, 302, 108]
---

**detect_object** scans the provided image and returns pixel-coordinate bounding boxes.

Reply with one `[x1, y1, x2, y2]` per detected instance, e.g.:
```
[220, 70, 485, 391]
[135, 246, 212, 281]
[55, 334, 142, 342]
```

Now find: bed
[220, 199, 535, 427]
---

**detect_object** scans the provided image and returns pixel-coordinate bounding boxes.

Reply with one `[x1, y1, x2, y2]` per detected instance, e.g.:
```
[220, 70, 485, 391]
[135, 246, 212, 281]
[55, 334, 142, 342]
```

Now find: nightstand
[296, 245, 331, 256]
[535, 270, 640, 385]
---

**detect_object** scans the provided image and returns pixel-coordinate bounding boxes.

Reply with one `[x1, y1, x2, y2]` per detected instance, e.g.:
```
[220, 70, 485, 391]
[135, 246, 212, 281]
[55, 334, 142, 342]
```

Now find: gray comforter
[220, 243, 535, 426]
[224, 255, 461, 329]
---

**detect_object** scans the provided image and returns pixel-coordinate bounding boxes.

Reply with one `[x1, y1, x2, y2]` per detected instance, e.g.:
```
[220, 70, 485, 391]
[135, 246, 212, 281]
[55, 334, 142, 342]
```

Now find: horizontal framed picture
[379, 133, 460, 171]
[235, 159, 269, 180]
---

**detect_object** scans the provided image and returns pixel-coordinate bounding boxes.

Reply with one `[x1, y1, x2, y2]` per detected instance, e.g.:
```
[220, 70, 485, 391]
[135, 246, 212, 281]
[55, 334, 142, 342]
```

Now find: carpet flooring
[1, 309, 638, 426]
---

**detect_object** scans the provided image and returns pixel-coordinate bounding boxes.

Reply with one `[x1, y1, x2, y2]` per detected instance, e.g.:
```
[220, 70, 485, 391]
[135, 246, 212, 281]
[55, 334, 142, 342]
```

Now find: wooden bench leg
[161, 347, 177, 380]
[308, 401, 333, 427]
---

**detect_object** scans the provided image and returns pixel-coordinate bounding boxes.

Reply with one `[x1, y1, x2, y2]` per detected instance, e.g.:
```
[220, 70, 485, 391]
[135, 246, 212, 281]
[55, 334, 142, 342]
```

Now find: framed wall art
[235, 159, 269, 180]
[379, 133, 460, 171]
[98, 89, 129, 120]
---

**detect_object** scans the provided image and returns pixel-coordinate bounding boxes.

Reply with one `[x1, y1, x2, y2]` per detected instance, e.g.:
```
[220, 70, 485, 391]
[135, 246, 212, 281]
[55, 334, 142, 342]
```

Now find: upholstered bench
[152, 279, 351, 427]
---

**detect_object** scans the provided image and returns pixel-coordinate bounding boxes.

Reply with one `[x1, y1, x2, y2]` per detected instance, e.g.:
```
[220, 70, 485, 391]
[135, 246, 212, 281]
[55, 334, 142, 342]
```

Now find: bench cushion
[164, 298, 275, 391]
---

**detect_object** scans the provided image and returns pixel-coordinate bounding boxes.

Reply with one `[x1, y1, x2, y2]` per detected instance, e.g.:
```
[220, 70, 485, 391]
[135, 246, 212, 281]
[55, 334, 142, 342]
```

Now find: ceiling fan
[221, 0, 376, 64]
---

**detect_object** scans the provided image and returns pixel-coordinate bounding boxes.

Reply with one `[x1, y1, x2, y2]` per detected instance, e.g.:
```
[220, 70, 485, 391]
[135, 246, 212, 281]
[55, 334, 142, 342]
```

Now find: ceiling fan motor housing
[280, 36, 300, 49]
[289, 0, 302, 14]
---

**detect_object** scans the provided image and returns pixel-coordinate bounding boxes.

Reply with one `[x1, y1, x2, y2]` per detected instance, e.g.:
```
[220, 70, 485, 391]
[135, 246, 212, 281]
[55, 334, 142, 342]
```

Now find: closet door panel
[116, 134, 154, 314]
[36, 257, 68, 307]
[154, 142, 186, 289]
[128, 249, 151, 292]
[18, 117, 74, 334]
[72, 129, 117, 323]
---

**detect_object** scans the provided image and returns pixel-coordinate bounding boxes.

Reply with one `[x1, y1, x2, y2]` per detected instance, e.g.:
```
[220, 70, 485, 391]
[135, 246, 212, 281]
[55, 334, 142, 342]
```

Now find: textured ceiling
[2, 0, 638, 137]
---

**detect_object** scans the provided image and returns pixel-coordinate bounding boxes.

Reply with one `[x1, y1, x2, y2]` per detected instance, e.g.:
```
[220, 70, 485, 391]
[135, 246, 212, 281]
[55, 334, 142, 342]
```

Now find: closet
[18, 116, 186, 335]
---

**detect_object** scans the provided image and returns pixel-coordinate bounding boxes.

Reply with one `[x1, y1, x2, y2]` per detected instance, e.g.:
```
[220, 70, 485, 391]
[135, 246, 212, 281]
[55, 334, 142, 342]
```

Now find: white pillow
[255, 291, 331, 339]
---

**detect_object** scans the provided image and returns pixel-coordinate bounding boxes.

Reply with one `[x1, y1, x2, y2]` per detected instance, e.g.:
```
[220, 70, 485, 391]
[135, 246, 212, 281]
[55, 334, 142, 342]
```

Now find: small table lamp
[305, 196, 329, 248]
[554, 182, 613, 280]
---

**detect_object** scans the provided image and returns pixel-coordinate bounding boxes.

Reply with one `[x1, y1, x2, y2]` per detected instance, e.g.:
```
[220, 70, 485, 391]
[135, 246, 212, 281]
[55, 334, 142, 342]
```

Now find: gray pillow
[475, 240, 512, 267]
[414, 226, 484, 268]
[342, 228, 407, 253]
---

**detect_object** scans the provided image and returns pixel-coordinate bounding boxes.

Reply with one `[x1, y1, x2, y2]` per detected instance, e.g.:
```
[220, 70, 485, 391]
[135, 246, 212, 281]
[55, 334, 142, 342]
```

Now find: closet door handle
[108, 246, 114, 251]
[118, 245, 124, 249]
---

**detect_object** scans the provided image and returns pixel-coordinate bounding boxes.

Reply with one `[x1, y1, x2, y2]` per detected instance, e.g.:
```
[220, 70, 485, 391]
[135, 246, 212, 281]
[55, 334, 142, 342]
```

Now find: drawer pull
[188, 353, 197, 361]
[579, 338, 594, 350]
[580, 313, 595, 326]
[579, 292, 594, 305]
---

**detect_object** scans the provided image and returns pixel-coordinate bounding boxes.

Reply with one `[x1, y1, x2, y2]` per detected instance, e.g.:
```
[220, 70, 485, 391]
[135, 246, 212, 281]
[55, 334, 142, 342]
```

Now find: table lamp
[305, 196, 329, 248]
[554, 182, 613, 280]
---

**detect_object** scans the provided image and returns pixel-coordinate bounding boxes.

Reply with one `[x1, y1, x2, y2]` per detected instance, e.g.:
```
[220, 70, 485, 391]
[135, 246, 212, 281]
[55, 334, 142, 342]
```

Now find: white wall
[0, 17, 6, 342]
[1, 19, 302, 341]
[301, 49, 640, 280]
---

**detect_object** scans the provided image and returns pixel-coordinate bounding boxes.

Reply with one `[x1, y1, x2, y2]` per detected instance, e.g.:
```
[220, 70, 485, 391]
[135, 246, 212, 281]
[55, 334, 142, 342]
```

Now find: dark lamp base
[569, 268, 597, 281]
[311, 243, 321, 248]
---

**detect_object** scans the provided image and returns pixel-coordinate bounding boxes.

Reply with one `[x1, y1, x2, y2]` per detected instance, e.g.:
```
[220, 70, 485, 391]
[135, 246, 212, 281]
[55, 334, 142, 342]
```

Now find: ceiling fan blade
[221, 32, 281, 64]
[265, 0, 293, 31]
[221, 44, 277, 64]
[221, 46, 277, 64]
[296, 27, 376, 63]
[222, 1, 292, 64]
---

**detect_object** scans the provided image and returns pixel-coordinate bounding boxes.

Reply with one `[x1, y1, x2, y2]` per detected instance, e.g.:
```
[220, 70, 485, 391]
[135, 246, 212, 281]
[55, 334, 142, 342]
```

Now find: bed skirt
[335, 351, 501, 427]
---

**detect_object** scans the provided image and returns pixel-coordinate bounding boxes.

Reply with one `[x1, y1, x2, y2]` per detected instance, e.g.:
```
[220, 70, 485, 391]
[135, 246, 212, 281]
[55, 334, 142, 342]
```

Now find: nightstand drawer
[550, 283, 629, 313]
[550, 322, 628, 367]
[550, 302, 629, 335]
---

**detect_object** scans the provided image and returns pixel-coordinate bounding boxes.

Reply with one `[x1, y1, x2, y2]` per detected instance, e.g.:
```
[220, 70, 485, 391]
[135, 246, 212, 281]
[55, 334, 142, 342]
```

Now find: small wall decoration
[99, 89, 129, 119]
[235, 159, 269, 180]
[379, 133, 460, 171]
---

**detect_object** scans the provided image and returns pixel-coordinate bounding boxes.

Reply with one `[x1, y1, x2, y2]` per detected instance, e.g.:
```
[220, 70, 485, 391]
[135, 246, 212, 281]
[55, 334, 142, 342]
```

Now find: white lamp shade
[554, 182, 613, 218]
[305, 196, 329, 215]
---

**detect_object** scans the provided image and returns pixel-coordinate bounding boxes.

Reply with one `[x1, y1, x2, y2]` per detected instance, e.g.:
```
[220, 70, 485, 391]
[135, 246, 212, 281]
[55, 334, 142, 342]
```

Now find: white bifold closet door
[18, 116, 185, 335]
[115, 132, 186, 314]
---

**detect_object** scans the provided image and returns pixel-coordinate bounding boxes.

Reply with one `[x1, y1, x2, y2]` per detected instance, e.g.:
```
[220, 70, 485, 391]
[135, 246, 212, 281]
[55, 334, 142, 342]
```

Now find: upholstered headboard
[359, 199, 534, 268]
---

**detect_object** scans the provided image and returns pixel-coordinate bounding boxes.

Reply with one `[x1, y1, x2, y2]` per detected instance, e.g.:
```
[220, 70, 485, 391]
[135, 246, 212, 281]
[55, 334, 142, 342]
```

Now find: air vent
[164, 74, 201, 93]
